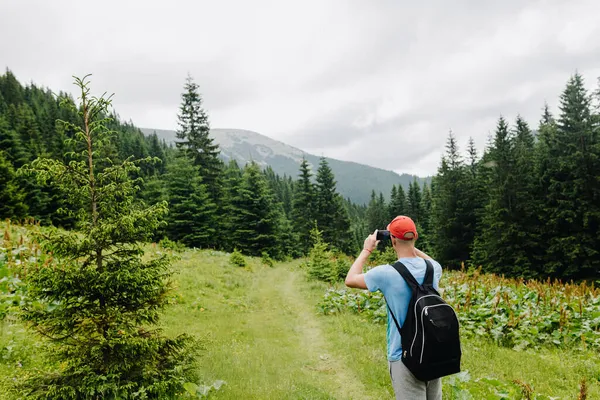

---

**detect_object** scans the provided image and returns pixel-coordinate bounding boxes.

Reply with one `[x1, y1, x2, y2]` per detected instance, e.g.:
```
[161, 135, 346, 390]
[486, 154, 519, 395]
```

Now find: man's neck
[395, 246, 417, 259]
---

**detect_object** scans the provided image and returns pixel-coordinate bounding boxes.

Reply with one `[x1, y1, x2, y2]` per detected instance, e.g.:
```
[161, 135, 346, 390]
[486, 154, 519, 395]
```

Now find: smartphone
[376, 230, 390, 241]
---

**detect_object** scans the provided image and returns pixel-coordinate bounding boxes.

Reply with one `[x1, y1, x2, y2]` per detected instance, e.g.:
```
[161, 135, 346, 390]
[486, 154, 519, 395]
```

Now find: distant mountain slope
[141, 128, 428, 205]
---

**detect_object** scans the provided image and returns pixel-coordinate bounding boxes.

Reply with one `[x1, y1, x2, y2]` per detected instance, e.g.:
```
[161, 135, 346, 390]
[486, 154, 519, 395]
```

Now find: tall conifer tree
[0, 150, 27, 219]
[407, 179, 422, 224]
[388, 184, 407, 219]
[175, 75, 222, 197]
[366, 190, 388, 231]
[314, 157, 351, 252]
[510, 115, 539, 274]
[19, 76, 195, 398]
[472, 117, 519, 274]
[539, 74, 600, 278]
[291, 158, 316, 254]
[462, 137, 485, 264]
[222, 159, 244, 252]
[418, 182, 433, 252]
[228, 162, 281, 257]
[165, 156, 216, 248]
[430, 132, 474, 268]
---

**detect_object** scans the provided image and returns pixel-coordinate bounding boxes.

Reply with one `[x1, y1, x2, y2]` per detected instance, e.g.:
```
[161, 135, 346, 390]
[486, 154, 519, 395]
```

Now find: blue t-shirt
[364, 257, 442, 361]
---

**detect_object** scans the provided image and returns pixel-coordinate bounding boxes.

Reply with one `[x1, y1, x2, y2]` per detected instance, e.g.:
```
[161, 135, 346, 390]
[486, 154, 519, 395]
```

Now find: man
[345, 215, 443, 400]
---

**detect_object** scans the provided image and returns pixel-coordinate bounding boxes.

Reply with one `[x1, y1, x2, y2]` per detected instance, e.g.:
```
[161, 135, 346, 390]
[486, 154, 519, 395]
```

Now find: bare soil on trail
[267, 267, 375, 400]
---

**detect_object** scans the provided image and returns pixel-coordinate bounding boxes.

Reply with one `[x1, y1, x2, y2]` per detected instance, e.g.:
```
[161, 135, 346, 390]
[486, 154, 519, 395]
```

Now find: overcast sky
[2, 0, 600, 176]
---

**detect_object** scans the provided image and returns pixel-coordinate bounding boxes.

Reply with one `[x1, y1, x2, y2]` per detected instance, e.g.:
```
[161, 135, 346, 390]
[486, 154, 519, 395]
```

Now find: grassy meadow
[1, 223, 599, 399]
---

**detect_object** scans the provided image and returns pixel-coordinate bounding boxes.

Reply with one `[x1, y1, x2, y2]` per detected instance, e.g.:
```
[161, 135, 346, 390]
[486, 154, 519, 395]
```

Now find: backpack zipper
[420, 303, 458, 364]
[409, 294, 444, 357]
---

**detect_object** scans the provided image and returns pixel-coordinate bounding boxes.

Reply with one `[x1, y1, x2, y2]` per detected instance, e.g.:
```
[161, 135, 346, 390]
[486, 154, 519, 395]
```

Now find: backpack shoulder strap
[423, 259, 435, 287]
[386, 302, 402, 333]
[388, 260, 431, 333]
[390, 261, 420, 290]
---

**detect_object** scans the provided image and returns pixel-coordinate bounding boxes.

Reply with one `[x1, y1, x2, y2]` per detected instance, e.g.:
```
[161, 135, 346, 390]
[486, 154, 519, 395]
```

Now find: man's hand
[363, 230, 379, 253]
[345, 230, 380, 289]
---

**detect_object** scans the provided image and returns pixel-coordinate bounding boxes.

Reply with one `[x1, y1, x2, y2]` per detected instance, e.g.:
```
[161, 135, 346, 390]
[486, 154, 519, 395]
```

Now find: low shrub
[230, 250, 246, 267]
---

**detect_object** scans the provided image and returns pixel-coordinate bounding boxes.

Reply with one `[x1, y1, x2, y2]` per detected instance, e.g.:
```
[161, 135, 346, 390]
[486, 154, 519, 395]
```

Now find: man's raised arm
[345, 230, 379, 289]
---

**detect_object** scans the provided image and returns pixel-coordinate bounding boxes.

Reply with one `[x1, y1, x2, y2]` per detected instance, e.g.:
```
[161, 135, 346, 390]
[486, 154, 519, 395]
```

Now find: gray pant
[389, 360, 442, 400]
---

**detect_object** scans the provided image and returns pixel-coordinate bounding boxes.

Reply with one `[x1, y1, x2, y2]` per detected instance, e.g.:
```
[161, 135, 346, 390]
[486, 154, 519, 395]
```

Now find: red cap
[387, 215, 418, 241]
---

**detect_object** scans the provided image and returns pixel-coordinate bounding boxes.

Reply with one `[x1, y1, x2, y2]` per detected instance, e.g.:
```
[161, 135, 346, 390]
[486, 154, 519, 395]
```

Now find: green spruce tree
[539, 74, 600, 279]
[291, 158, 316, 255]
[0, 69, 24, 106]
[533, 104, 557, 275]
[306, 225, 336, 283]
[472, 117, 519, 275]
[228, 162, 281, 257]
[418, 182, 433, 253]
[430, 132, 475, 268]
[407, 179, 422, 224]
[388, 184, 407, 219]
[461, 137, 485, 267]
[388, 185, 398, 219]
[18, 76, 195, 399]
[0, 150, 27, 219]
[510, 115, 540, 275]
[366, 190, 388, 231]
[175, 75, 222, 197]
[221, 159, 244, 252]
[0, 114, 28, 167]
[165, 156, 217, 248]
[314, 157, 351, 253]
[147, 131, 167, 174]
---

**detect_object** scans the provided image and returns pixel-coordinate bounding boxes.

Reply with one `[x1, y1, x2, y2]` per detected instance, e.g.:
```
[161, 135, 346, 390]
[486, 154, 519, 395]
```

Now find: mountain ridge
[140, 127, 428, 205]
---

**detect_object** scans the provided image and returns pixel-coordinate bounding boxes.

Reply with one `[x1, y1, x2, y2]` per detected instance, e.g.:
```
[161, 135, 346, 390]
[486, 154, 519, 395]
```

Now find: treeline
[1, 69, 599, 281]
[0, 70, 168, 227]
[326, 73, 600, 281]
[0, 71, 360, 259]
[427, 73, 600, 281]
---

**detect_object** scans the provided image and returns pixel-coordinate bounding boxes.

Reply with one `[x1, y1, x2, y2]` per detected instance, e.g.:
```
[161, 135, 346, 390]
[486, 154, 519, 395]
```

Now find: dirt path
[260, 266, 374, 400]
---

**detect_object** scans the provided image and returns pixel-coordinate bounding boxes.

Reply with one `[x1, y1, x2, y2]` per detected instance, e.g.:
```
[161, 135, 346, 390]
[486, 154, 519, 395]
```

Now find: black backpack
[386, 260, 461, 382]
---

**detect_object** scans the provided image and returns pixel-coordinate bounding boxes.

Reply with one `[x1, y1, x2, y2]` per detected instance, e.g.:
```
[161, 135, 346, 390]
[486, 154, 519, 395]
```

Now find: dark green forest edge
[1, 69, 599, 281]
